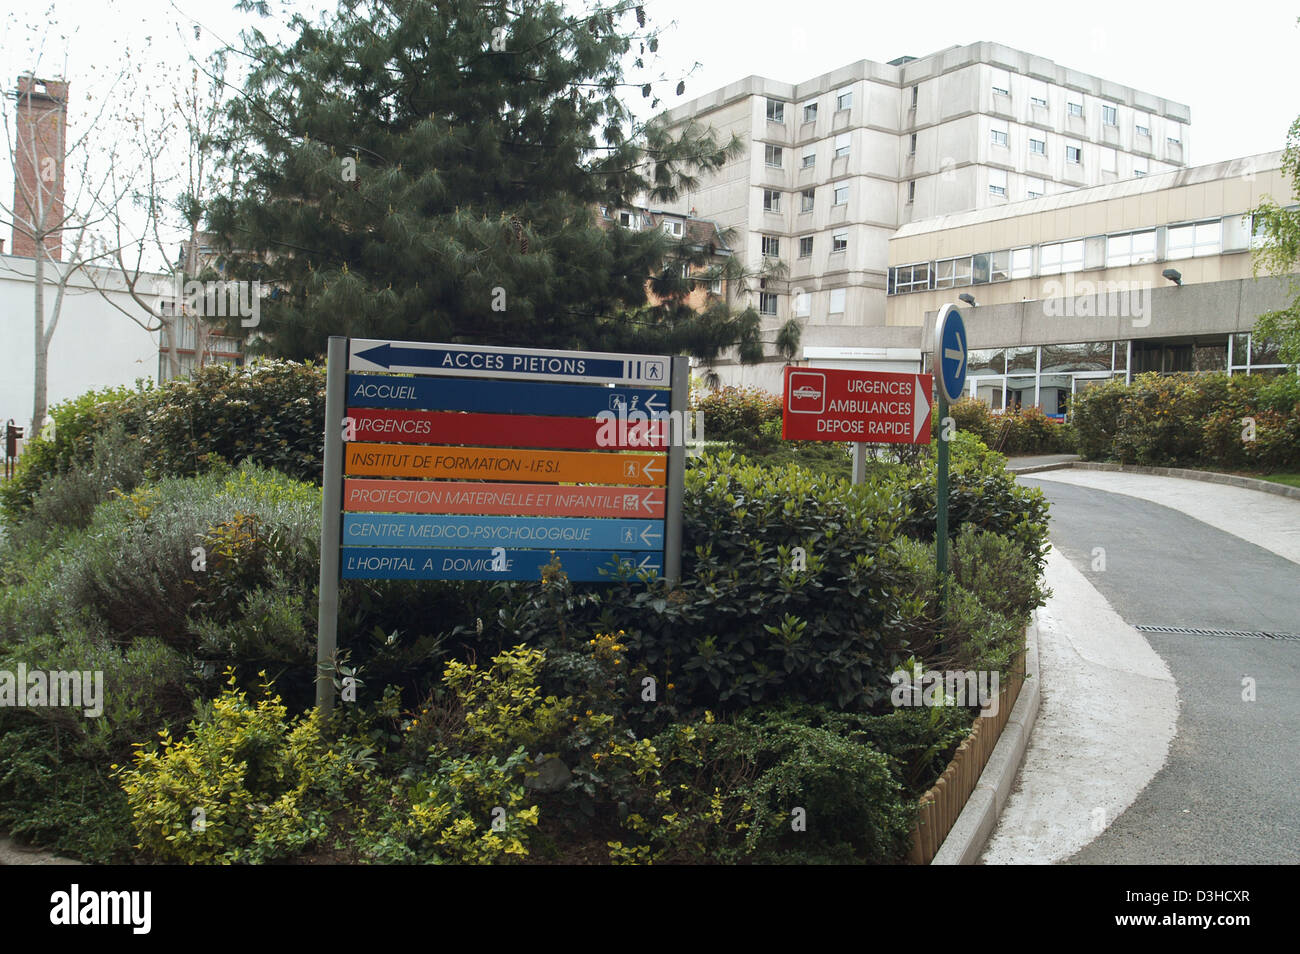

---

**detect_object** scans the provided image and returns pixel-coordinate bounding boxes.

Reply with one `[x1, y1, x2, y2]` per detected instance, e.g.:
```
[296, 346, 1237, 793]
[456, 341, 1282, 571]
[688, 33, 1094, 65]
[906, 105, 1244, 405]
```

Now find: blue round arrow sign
[935, 305, 967, 403]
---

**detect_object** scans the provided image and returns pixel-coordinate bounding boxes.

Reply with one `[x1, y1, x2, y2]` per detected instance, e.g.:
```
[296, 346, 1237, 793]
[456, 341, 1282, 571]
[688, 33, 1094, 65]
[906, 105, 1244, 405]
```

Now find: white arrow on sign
[644, 393, 666, 415]
[637, 555, 662, 572]
[642, 458, 664, 480]
[944, 330, 966, 376]
[641, 491, 657, 513]
[640, 524, 662, 546]
[913, 375, 931, 441]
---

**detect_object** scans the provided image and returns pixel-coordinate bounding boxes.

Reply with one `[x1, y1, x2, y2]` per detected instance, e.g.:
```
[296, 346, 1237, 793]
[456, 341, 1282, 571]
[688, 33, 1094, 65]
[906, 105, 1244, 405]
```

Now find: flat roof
[893, 151, 1285, 240]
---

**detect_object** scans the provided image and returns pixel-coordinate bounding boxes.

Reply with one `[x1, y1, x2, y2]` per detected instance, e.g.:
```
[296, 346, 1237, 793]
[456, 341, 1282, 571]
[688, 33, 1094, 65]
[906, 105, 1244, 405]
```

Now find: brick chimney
[11, 75, 68, 260]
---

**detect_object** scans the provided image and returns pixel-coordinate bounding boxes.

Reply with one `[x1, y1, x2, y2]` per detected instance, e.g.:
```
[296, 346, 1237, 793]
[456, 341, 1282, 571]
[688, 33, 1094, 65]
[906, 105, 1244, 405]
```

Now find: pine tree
[207, 0, 799, 364]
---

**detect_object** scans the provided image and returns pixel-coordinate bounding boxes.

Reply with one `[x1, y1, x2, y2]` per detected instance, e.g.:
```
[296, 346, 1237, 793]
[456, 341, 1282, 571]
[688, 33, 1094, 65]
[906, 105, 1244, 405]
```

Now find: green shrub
[9, 422, 147, 549]
[891, 432, 1051, 571]
[692, 386, 781, 447]
[0, 383, 150, 521]
[1071, 371, 1300, 470]
[0, 627, 193, 863]
[706, 713, 913, 863]
[1, 362, 325, 524]
[117, 671, 368, 864]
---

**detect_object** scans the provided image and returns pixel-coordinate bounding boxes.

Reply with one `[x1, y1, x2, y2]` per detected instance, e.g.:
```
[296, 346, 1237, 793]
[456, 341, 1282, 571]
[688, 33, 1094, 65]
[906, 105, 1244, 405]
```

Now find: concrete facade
[655, 42, 1191, 391]
[885, 151, 1297, 414]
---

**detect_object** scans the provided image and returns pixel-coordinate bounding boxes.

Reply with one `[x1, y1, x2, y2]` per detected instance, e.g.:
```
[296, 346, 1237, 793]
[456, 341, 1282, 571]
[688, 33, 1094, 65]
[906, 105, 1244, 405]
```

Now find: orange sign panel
[343, 443, 667, 485]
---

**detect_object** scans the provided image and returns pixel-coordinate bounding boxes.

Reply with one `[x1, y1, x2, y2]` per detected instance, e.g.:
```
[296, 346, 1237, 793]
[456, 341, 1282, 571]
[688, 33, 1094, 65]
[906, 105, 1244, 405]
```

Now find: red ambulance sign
[782, 367, 932, 444]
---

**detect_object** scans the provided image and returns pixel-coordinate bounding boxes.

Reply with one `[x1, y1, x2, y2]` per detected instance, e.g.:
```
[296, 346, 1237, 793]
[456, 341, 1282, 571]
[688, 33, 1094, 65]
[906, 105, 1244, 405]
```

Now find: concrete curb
[931, 612, 1041, 865]
[1007, 462, 1077, 476]
[1071, 461, 1300, 499]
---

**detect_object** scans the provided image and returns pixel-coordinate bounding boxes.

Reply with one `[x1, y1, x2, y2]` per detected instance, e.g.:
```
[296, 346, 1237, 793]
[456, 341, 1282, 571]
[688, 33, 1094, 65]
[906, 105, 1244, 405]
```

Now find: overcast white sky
[3, 0, 1298, 258]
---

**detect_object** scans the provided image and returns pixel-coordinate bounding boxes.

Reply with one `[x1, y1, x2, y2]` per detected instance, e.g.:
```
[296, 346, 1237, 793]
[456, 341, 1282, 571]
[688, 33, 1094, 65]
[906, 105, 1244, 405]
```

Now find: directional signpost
[781, 366, 932, 484]
[934, 303, 968, 607]
[316, 336, 687, 710]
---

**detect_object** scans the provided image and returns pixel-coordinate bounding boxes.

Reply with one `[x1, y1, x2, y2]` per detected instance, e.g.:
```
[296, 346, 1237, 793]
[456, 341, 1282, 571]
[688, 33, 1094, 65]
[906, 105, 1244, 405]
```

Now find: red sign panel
[781, 367, 932, 444]
[346, 407, 666, 450]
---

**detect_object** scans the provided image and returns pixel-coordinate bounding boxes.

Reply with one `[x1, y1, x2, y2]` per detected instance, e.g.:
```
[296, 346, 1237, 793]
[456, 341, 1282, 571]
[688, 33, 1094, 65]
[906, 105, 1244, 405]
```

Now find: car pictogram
[792, 385, 822, 400]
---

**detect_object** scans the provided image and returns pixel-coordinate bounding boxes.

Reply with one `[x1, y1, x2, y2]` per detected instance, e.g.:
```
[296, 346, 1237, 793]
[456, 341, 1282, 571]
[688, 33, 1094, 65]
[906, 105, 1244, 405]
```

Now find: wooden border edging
[1070, 462, 1300, 499]
[905, 612, 1041, 865]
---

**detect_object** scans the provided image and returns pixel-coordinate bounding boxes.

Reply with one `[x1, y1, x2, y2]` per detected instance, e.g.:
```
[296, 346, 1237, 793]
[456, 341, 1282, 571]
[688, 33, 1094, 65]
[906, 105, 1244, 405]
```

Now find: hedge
[1070, 371, 1300, 470]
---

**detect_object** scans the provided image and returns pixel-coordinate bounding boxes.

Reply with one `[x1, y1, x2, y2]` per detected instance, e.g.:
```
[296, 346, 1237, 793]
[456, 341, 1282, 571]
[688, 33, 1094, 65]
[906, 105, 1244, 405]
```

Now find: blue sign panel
[343, 514, 664, 550]
[340, 547, 663, 581]
[936, 305, 968, 403]
[349, 339, 669, 386]
[347, 374, 668, 418]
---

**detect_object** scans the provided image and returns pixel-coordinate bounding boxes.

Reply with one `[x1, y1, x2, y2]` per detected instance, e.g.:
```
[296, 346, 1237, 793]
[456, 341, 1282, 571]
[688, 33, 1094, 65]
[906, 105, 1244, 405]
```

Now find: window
[618, 211, 635, 228]
[1167, 220, 1221, 259]
[763, 189, 781, 212]
[834, 133, 851, 159]
[1134, 157, 1148, 177]
[662, 219, 683, 237]
[991, 68, 1010, 96]
[801, 151, 816, 169]
[1030, 94, 1048, 108]
[1026, 176, 1045, 199]
[798, 236, 813, 258]
[1101, 147, 1117, 173]
[1039, 239, 1084, 275]
[794, 289, 810, 316]
[1067, 101, 1083, 117]
[907, 180, 915, 203]
[709, 277, 722, 295]
[1167, 135, 1182, 147]
[1030, 138, 1046, 156]
[909, 133, 917, 155]
[1066, 144, 1081, 164]
[833, 184, 849, 206]
[802, 101, 818, 123]
[766, 99, 785, 123]
[935, 256, 973, 288]
[761, 235, 780, 258]
[1010, 247, 1033, 278]
[911, 85, 918, 108]
[832, 231, 848, 253]
[1106, 229, 1157, 266]
[680, 262, 691, 279]
[829, 288, 847, 314]
[800, 189, 815, 212]
[1029, 79, 1048, 108]
[1251, 213, 1270, 249]
[1102, 104, 1117, 126]
[991, 125, 1008, 147]
[892, 262, 932, 293]
[1136, 123, 1150, 138]
[989, 169, 1007, 197]
[764, 144, 783, 167]
[836, 87, 853, 111]
[989, 249, 1010, 282]
[759, 292, 778, 315]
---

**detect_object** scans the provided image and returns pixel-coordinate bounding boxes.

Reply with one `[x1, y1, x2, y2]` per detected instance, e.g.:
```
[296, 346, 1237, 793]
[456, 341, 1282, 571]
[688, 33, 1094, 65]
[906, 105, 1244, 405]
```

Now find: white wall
[1, 254, 163, 433]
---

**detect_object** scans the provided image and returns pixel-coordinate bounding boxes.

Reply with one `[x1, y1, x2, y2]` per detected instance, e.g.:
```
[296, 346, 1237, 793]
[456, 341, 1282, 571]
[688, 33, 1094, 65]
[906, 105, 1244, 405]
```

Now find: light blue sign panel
[936, 305, 968, 403]
[341, 547, 663, 581]
[347, 373, 668, 418]
[343, 514, 664, 550]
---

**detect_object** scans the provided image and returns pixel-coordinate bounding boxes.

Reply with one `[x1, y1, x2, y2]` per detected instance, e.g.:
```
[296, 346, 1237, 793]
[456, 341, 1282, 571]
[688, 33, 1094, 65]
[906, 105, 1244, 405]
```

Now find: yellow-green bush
[116, 671, 366, 864]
